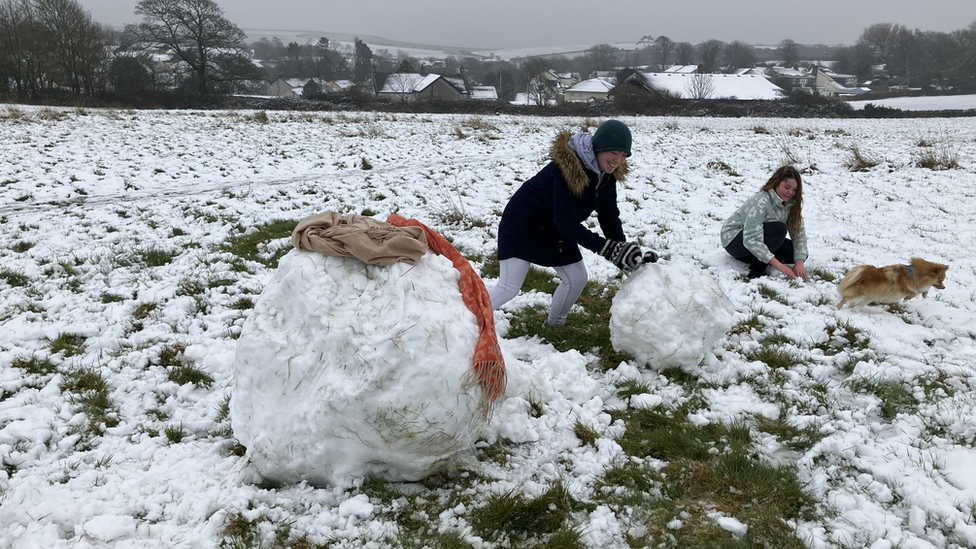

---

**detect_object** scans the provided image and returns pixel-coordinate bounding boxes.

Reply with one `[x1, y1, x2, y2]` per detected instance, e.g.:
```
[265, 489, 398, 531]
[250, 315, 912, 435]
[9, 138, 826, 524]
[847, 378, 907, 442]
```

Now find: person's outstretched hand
[601, 240, 643, 272]
[793, 259, 809, 281]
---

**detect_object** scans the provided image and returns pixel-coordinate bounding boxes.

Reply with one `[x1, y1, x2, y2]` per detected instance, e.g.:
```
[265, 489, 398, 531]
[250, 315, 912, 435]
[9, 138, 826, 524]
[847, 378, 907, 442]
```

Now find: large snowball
[610, 260, 734, 371]
[230, 249, 486, 486]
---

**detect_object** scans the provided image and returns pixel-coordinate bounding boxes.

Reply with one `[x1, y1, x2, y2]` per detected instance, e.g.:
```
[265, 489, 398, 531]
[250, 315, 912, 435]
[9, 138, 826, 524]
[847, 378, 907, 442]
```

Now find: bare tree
[858, 22, 908, 77]
[519, 56, 553, 106]
[778, 39, 800, 67]
[832, 43, 875, 79]
[0, 0, 44, 98]
[653, 35, 675, 70]
[35, 0, 105, 95]
[126, 0, 257, 95]
[583, 43, 619, 77]
[636, 34, 654, 65]
[675, 42, 695, 65]
[889, 26, 921, 82]
[353, 37, 373, 83]
[697, 39, 724, 73]
[723, 40, 756, 71]
[386, 72, 416, 101]
[685, 72, 715, 99]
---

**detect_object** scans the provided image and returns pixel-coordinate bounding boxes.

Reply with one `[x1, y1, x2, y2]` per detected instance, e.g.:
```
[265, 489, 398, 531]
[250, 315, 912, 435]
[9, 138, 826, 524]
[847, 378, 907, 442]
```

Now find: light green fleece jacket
[720, 189, 808, 263]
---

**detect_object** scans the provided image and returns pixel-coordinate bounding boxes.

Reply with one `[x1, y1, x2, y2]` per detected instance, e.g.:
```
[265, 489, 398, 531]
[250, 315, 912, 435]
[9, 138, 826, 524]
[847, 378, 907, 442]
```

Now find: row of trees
[0, 0, 106, 98]
[0, 0, 261, 101]
[3, 0, 976, 104]
[833, 22, 976, 90]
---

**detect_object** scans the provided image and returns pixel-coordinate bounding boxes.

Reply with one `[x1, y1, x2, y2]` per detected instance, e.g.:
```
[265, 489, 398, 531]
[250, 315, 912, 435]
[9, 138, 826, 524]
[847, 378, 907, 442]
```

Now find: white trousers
[488, 258, 588, 326]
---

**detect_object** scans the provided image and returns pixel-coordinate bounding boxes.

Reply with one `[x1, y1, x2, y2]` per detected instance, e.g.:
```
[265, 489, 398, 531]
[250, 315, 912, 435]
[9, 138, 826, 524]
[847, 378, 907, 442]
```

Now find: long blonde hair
[759, 165, 803, 235]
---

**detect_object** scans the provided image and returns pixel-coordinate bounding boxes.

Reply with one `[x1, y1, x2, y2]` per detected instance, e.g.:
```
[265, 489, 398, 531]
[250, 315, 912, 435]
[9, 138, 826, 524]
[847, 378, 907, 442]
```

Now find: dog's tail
[838, 266, 868, 292]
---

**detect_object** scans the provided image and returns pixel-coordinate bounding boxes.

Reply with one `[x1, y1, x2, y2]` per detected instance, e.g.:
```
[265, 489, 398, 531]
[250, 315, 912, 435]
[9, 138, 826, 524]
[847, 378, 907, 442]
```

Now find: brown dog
[837, 258, 948, 309]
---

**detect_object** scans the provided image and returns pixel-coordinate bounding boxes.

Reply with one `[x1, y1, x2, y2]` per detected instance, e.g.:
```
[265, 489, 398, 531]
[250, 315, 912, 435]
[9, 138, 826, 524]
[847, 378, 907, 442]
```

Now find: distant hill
[242, 29, 847, 63]
[242, 29, 624, 61]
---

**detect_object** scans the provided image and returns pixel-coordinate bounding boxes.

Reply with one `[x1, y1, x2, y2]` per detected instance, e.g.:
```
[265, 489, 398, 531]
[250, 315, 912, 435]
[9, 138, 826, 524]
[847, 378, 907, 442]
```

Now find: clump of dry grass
[843, 144, 880, 172]
[912, 132, 959, 170]
[706, 160, 741, 177]
[775, 132, 801, 166]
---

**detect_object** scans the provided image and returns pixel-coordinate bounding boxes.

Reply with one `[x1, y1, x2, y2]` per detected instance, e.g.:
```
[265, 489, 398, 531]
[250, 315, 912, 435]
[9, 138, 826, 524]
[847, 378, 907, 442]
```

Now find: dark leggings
[724, 222, 795, 272]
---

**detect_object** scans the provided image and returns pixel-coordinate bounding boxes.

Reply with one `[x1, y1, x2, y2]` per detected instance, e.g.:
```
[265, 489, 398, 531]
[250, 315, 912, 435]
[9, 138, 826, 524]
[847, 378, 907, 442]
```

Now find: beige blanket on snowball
[291, 211, 428, 265]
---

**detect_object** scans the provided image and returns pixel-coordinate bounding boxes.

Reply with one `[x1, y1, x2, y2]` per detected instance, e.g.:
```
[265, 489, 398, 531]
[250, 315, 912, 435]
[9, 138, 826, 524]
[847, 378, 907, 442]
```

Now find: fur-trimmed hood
[549, 131, 629, 197]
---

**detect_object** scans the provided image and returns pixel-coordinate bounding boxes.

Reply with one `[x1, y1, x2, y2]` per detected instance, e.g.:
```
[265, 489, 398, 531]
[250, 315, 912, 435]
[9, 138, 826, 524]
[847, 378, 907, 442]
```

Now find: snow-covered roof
[441, 75, 469, 94]
[468, 85, 498, 100]
[564, 78, 614, 93]
[635, 72, 785, 100]
[771, 67, 811, 78]
[664, 65, 699, 74]
[377, 73, 441, 94]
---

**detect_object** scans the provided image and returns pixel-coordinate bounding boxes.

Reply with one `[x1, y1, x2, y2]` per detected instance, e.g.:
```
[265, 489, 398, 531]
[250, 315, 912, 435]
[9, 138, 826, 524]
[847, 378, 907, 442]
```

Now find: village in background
[2, 0, 975, 111]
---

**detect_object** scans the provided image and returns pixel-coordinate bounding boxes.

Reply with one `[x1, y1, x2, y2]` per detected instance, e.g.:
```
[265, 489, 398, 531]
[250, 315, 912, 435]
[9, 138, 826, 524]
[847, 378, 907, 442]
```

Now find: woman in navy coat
[488, 120, 653, 327]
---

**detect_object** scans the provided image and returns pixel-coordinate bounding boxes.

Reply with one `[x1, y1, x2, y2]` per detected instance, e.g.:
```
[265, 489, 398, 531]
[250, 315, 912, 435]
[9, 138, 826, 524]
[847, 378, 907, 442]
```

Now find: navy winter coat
[497, 131, 627, 267]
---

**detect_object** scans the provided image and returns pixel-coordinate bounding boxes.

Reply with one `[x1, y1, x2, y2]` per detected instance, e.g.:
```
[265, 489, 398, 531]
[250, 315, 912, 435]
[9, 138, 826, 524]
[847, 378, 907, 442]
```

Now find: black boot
[747, 261, 768, 279]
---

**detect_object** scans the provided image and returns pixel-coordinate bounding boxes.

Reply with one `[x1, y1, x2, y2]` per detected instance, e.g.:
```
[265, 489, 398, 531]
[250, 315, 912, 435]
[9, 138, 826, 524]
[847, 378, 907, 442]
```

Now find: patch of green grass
[596, 460, 662, 507]
[754, 413, 824, 453]
[60, 367, 119, 438]
[614, 378, 652, 399]
[49, 332, 86, 357]
[914, 370, 959, 399]
[169, 364, 214, 387]
[838, 352, 874, 376]
[811, 267, 836, 282]
[601, 405, 816, 549]
[229, 296, 255, 310]
[505, 279, 633, 371]
[758, 283, 789, 305]
[221, 509, 331, 549]
[164, 423, 186, 444]
[0, 268, 30, 287]
[139, 246, 179, 267]
[730, 313, 765, 335]
[477, 439, 514, 466]
[471, 480, 587, 544]
[11, 240, 34, 253]
[146, 407, 169, 421]
[358, 472, 492, 549]
[100, 292, 126, 303]
[207, 276, 238, 289]
[479, 249, 500, 279]
[573, 420, 600, 447]
[760, 332, 795, 347]
[151, 342, 214, 387]
[816, 321, 871, 357]
[177, 277, 206, 297]
[744, 345, 802, 370]
[11, 355, 58, 375]
[221, 219, 298, 268]
[167, 355, 214, 384]
[128, 301, 158, 332]
[850, 377, 917, 421]
[154, 342, 187, 368]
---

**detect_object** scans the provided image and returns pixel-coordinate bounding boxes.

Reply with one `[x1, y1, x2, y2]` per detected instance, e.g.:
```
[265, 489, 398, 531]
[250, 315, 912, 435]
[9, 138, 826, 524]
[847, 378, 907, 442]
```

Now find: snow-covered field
[848, 93, 976, 112]
[1, 106, 975, 548]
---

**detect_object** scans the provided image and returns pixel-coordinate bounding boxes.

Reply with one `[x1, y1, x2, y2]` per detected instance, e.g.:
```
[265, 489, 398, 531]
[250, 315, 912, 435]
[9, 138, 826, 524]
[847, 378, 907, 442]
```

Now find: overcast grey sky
[78, 0, 975, 49]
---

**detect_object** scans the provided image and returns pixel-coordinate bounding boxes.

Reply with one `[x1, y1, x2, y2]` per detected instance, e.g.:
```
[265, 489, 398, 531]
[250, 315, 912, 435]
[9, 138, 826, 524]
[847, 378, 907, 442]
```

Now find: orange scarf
[387, 214, 506, 418]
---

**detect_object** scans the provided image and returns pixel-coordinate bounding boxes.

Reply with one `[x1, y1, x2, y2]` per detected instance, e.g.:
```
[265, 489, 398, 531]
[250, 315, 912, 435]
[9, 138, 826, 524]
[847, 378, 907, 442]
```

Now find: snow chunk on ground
[83, 514, 137, 541]
[610, 259, 735, 371]
[231, 250, 487, 486]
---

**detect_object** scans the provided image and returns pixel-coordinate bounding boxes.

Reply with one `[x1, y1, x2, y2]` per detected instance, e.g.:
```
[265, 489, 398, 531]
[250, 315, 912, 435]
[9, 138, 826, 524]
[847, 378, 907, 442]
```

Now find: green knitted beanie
[592, 119, 632, 157]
